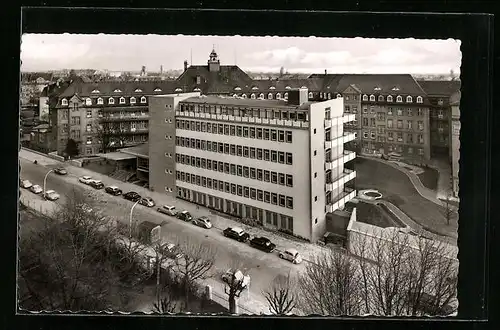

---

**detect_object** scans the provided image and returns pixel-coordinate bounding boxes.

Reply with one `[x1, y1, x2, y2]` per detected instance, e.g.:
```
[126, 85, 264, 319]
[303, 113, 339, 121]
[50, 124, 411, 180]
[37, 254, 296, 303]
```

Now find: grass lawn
[417, 167, 439, 191]
[354, 158, 455, 237]
[356, 202, 403, 228]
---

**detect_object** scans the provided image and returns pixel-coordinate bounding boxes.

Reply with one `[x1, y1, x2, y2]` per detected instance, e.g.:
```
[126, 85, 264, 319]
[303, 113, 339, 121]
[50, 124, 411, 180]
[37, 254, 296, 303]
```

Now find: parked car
[192, 216, 213, 229]
[157, 205, 177, 216]
[223, 227, 250, 242]
[176, 210, 193, 222]
[29, 184, 43, 194]
[139, 197, 155, 207]
[44, 190, 60, 201]
[105, 186, 122, 196]
[78, 175, 93, 184]
[20, 179, 33, 189]
[279, 248, 303, 264]
[54, 168, 67, 175]
[221, 269, 251, 289]
[123, 191, 141, 202]
[89, 180, 104, 189]
[250, 236, 276, 253]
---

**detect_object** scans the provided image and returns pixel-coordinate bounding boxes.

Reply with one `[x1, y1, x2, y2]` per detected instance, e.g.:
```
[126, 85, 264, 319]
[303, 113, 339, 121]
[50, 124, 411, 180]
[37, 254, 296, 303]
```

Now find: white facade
[149, 90, 357, 242]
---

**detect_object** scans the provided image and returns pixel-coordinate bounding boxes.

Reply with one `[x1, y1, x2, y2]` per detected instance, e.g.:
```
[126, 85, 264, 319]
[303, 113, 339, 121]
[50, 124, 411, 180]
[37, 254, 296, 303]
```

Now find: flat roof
[96, 152, 137, 161]
[182, 95, 300, 109]
[119, 143, 149, 158]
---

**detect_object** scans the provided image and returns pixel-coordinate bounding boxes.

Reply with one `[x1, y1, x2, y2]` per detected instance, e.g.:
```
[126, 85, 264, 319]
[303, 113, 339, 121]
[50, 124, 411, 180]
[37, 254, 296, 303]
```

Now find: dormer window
[374, 87, 381, 91]
[61, 98, 68, 106]
[406, 96, 413, 103]
[140, 96, 147, 103]
[242, 94, 247, 98]
[85, 98, 92, 106]
[362, 94, 368, 101]
[113, 89, 122, 93]
[130, 97, 136, 104]
[308, 92, 313, 99]
[327, 93, 331, 99]
[369, 95, 375, 101]
[154, 88, 162, 92]
[285, 86, 291, 90]
[251, 93, 256, 99]
[135, 88, 143, 93]
[336, 94, 342, 98]
[416, 96, 423, 104]
[233, 94, 238, 98]
[269, 86, 276, 90]
[268, 93, 273, 99]
[193, 88, 201, 92]
[259, 93, 264, 99]
[387, 95, 393, 102]
[91, 89, 100, 94]
[108, 97, 115, 105]
[392, 87, 400, 92]
[174, 88, 182, 92]
[276, 93, 282, 99]
[119, 97, 126, 104]
[97, 97, 103, 105]
[378, 95, 384, 101]
[396, 95, 403, 103]
[252, 86, 259, 90]
[284, 92, 289, 100]
[234, 87, 241, 91]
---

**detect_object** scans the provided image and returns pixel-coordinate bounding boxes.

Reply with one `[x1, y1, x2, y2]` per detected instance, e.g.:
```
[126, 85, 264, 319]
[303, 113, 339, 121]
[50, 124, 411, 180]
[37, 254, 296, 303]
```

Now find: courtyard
[353, 157, 457, 238]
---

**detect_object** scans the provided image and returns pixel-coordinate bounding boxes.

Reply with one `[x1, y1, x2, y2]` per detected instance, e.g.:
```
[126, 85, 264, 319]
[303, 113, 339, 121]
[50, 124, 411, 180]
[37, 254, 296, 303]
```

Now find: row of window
[175, 153, 294, 187]
[361, 143, 425, 155]
[361, 118, 425, 130]
[175, 137, 294, 165]
[361, 131, 425, 144]
[345, 106, 424, 116]
[176, 119, 293, 143]
[61, 96, 148, 107]
[176, 171, 294, 209]
[178, 103, 308, 121]
[361, 94, 423, 103]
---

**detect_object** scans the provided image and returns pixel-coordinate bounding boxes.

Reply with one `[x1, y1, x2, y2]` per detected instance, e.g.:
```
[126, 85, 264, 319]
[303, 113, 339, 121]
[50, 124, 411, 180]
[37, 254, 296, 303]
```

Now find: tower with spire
[208, 47, 221, 72]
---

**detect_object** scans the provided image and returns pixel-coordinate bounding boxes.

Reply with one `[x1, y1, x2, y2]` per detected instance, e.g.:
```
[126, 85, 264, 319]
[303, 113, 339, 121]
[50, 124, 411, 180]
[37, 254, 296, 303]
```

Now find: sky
[20, 34, 462, 75]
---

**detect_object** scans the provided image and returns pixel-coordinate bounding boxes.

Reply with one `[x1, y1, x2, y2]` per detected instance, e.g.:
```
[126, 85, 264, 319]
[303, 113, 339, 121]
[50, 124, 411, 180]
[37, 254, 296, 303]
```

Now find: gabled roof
[319, 74, 426, 95]
[58, 80, 179, 98]
[244, 78, 324, 93]
[416, 80, 461, 97]
[176, 65, 253, 94]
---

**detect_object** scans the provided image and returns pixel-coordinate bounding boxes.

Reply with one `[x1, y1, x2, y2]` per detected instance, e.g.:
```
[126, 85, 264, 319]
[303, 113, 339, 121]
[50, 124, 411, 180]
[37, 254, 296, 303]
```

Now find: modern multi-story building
[148, 88, 356, 242]
[449, 90, 461, 198]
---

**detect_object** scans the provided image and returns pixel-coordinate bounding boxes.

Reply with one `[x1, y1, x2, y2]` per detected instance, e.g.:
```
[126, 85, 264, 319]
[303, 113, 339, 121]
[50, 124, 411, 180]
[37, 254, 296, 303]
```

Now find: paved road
[19, 158, 305, 313]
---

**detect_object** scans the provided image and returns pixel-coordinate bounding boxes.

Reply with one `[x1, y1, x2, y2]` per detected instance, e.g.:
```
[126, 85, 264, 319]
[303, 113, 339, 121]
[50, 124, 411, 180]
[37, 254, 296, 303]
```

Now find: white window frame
[130, 97, 136, 104]
[362, 94, 368, 101]
[363, 131, 369, 139]
[61, 98, 68, 106]
[276, 93, 281, 99]
[86, 124, 92, 132]
[119, 97, 126, 104]
[250, 93, 256, 99]
[396, 95, 403, 103]
[369, 94, 375, 101]
[259, 93, 264, 99]
[242, 94, 247, 98]
[378, 95, 384, 101]
[97, 97, 103, 105]
[406, 95, 413, 103]
[268, 93, 273, 99]
[387, 95, 393, 102]
[284, 92, 289, 100]
[108, 97, 115, 105]
[86, 137, 92, 145]
[140, 96, 147, 103]
[308, 92, 313, 99]
[416, 96, 423, 103]
[85, 98, 92, 106]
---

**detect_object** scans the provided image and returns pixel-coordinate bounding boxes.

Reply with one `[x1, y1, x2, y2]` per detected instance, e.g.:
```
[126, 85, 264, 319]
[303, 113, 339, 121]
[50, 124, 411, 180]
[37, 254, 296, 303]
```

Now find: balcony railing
[175, 111, 309, 129]
[100, 115, 149, 122]
[325, 168, 356, 192]
[326, 188, 357, 213]
[325, 132, 356, 149]
[324, 114, 356, 128]
[325, 150, 356, 170]
[108, 127, 148, 135]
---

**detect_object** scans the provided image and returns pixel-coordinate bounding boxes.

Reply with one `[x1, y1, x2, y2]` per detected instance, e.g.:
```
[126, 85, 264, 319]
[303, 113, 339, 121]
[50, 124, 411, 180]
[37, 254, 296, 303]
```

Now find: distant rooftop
[181, 94, 307, 109]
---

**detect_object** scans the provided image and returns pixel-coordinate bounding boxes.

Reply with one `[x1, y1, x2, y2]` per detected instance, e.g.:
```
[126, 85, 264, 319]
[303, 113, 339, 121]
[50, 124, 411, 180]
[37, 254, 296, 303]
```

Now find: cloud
[300, 51, 353, 66]
[245, 47, 305, 64]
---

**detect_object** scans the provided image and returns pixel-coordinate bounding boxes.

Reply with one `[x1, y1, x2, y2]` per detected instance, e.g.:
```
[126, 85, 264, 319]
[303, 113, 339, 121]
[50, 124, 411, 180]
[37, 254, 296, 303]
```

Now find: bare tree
[223, 257, 250, 314]
[297, 248, 363, 316]
[442, 193, 456, 226]
[152, 293, 178, 314]
[171, 236, 217, 310]
[263, 272, 297, 315]
[93, 120, 126, 154]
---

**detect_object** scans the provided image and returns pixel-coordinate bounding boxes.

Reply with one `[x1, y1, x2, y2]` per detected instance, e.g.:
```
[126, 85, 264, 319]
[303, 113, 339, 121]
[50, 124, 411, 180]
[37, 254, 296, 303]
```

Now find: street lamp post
[43, 169, 54, 199]
[129, 199, 140, 238]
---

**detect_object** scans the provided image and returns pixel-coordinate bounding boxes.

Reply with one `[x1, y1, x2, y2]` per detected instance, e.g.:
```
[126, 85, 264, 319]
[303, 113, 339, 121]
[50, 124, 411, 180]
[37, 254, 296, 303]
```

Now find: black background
[3, 1, 497, 330]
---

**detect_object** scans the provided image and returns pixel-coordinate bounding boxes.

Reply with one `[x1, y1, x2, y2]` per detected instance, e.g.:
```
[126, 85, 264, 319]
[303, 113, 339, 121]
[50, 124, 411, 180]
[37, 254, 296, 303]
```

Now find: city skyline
[21, 34, 461, 75]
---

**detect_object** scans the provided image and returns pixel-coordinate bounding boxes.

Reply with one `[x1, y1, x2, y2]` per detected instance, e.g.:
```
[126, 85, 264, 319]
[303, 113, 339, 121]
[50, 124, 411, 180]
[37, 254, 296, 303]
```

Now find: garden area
[355, 201, 404, 228]
[417, 166, 440, 191]
[353, 158, 455, 237]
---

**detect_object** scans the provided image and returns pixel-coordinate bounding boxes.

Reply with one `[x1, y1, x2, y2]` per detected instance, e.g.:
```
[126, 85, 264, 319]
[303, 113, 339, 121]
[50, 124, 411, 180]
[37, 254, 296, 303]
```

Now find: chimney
[325, 69, 327, 75]
[184, 60, 188, 72]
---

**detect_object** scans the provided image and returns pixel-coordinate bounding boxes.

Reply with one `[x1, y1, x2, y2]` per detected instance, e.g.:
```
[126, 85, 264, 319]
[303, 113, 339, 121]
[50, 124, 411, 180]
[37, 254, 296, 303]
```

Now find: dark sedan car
[223, 227, 250, 243]
[123, 191, 141, 202]
[176, 211, 193, 222]
[105, 186, 122, 196]
[250, 236, 276, 253]
[54, 167, 68, 175]
[89, 180, 104, 189]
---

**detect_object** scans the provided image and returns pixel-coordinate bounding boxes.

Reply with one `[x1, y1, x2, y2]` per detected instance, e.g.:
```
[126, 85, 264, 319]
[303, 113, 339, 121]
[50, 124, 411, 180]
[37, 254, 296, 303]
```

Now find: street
[19, 156, 307, 313]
